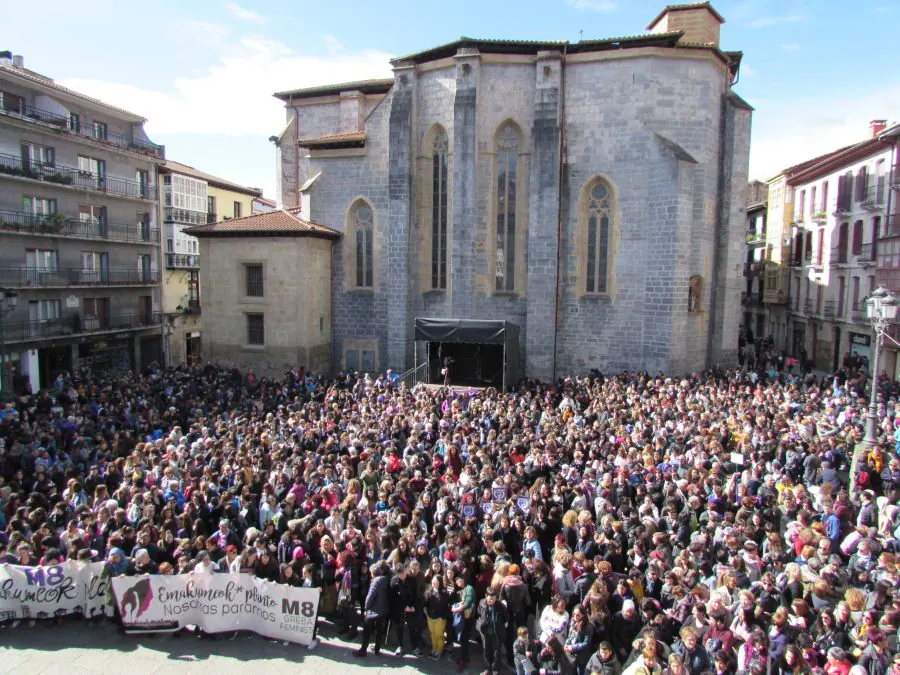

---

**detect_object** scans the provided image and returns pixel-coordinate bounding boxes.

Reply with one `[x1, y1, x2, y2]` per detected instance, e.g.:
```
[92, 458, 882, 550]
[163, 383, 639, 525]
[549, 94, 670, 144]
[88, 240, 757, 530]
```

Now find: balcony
[183, 300, 201, 315]
[831, 246, 849, 265]
[0, 153, 157, 200]
[165, 253, 200, 270]
[861, 181, 887, 211]
[746, 231, 766, 247]
[803, 298, 814, 314]
[0, 209, 159, 244]
[810, 211, 828, 224]
[893, 163, 900, 189]
[852, 302, 868, 323]
[789, 254, 804, 268]
[858, 242, 876, 264]
[0, 267, 159, 288]
[164, 207, 209, 226]
[823, 300, 836, 319]
[207, 213, 217, 224]
[0, 312, 161, 344]
[741, 292, 763, 307]
[0, 101, 163, 158]
[743, 261, 764, 277]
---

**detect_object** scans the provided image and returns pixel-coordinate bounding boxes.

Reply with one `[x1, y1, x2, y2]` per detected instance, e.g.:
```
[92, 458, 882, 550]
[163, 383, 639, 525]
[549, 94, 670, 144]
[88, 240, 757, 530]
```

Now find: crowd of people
[2, 360, 900, 675]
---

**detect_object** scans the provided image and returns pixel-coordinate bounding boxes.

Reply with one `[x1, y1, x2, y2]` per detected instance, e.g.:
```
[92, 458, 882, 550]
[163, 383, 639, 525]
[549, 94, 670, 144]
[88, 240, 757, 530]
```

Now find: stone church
[272, 2, 751, 384]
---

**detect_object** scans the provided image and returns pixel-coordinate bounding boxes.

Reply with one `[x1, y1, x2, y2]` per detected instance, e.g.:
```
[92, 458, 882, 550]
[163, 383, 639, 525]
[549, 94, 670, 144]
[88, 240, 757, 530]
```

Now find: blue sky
[2, 0, 897, 200]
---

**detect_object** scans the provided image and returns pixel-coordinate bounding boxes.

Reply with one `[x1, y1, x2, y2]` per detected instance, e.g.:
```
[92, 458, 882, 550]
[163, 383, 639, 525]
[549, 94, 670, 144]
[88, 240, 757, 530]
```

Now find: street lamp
[0, 288, 19, 396]
[851, 286, 898, 498]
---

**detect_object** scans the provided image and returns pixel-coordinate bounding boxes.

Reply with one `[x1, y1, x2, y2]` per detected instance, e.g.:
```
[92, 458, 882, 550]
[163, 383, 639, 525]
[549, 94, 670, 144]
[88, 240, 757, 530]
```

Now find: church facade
[274, 2, 751, 382]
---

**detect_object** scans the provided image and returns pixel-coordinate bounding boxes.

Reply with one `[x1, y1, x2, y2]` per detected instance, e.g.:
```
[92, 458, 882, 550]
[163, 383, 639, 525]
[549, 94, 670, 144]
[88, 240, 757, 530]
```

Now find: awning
[414, 318, 514, 345]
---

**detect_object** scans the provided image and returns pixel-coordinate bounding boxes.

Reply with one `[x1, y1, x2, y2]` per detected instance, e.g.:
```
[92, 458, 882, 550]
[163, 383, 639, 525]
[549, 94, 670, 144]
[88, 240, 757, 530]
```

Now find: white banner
[0, 561, 108, 621]
[111, 573, 320, 645]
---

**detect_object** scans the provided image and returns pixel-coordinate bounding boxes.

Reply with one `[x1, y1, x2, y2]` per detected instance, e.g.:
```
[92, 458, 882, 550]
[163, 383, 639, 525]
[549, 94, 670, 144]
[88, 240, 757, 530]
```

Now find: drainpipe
[551, 44, 568, 382]
[706, 72, 730, 369]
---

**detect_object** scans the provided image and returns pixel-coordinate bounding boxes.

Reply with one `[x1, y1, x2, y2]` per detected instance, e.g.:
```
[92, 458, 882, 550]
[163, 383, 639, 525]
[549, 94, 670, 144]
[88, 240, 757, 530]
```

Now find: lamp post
[850, 286, 898, 499]
[0, 288, 20, 396]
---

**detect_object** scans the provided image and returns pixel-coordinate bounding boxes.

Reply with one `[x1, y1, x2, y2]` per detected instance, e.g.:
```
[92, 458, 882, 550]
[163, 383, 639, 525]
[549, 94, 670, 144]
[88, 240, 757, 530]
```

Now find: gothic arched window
[585, 179, 612, 294]
[351, 200, 374, 288]
[431, 127, 449, 290]
[495, 123, 520, 292]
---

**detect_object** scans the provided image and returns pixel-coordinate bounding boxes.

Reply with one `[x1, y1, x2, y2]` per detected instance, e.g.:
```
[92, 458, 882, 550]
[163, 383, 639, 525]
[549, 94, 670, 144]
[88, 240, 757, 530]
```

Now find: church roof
[647, 2, 726, 31]
[274, 78, 394, 101]
[185, 208, 340, 240]
[390, 32, 685, 65]
[297, 131, 366, 148]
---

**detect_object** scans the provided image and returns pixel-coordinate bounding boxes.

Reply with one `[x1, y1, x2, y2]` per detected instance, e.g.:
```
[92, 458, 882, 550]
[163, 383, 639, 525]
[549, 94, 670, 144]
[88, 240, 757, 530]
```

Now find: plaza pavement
[0, 618, 487, 675]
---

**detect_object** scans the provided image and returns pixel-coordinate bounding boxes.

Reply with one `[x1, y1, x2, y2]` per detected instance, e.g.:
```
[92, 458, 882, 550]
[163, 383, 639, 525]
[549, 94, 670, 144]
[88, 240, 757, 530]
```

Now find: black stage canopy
[414, 318, 514, 345]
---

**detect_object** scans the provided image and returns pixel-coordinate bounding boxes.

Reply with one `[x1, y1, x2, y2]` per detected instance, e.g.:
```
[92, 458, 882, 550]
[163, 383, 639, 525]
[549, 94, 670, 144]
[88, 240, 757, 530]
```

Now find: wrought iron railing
[803, 298, 814, 314]
[0, 101, 163, 157]
[831, 246, 848, 264]
[0, 267, 159, 287]
[858, 242, 876, 262]
[852, 302, 868, 323]
[0, 153, 157, 200]
[0, 209, 158, 243]
[823, 300, 836, 319]
[0, 312, 161, 343]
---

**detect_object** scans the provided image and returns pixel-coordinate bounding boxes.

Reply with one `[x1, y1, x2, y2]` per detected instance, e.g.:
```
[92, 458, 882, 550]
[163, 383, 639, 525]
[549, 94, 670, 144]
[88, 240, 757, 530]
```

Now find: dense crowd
[2, 360, 900, 675]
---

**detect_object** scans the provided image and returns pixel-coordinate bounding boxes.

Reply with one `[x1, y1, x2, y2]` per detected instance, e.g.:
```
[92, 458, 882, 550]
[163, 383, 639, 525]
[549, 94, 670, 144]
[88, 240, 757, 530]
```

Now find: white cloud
[781, 43, 800, 51]
[749, 84, 900, 181]
[323, 34, 345, 52]
[748, 14, 807, 28]
[60, 31, 394, 138]
[563, 0, 617, 12]
[224, 1, 266, 24]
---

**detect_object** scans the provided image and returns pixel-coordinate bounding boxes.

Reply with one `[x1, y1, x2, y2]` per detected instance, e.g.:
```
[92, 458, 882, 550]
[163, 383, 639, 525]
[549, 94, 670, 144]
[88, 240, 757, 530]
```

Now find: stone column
[450, 48, 480, 320]
[386, 64, 415, 371]
[525, 51, 563, 382]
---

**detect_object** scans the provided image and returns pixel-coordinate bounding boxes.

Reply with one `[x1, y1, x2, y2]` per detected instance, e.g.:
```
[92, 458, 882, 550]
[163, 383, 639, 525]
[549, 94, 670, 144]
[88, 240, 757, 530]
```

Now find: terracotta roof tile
[297, 131, 366, 148]
[185, 208, 340, 239]
[160, 160, 262, 196]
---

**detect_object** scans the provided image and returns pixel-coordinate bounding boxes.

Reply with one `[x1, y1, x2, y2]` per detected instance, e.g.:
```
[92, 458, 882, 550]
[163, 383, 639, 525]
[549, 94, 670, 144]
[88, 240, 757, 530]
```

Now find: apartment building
[742, 180, 768, 339]
[157, 160, 261, 366]
[0, 51, 164, 392]
[874, 123, 900, 378]
[771, 121, 892, 372]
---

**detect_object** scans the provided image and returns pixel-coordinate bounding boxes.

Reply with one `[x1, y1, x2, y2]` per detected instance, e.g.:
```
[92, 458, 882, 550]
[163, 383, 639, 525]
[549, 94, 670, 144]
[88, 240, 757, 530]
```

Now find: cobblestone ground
[0, 618, 488, 675]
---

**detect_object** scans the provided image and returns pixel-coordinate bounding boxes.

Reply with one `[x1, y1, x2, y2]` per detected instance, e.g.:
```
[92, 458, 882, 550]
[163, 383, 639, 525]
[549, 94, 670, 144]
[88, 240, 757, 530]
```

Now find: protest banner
[111, 573, 319, 645]
[0, 561, 107, 621]
[492, 487, 508, 503]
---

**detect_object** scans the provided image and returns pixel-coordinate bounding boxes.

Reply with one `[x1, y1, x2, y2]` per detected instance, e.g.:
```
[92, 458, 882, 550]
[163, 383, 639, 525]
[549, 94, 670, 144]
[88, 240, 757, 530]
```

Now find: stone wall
[200, 235, 333, 377]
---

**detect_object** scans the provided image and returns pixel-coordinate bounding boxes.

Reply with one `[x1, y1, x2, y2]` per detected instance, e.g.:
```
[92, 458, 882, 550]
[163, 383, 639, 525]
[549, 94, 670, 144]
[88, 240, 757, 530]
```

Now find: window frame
[495, 124, 520, 293]
[581, 176, 615, 297]
[350, 201, 375, 289]
[430, 127, 449, 290]
[246, 313, 265, 346]
[245, 263, 264, 297]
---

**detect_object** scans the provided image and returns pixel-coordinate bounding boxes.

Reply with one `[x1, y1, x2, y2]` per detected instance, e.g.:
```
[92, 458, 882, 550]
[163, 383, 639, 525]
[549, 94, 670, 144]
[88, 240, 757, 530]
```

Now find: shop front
[77, 338, 133, 376]
[849, 331, 872, 369]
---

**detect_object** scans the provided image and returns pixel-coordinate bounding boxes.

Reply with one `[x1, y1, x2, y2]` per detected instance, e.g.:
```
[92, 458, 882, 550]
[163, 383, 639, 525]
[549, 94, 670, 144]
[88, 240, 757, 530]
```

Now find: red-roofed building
[186, 210, 339, 374]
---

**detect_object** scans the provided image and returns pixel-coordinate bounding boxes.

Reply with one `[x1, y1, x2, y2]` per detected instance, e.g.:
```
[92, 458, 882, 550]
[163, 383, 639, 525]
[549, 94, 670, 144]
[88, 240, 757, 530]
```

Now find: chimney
[0, 51, 12, 67]
[871, 119, 888, 138]
[647, 2, 725, 47]
[11, 54, 23, 68]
